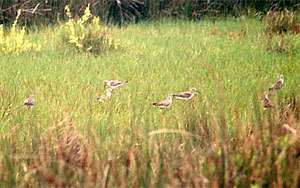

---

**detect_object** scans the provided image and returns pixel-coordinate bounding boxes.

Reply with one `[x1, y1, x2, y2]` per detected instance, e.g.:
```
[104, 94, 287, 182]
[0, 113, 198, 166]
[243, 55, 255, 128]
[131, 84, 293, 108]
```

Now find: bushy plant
[61, 4, 118, 54]
[264, 9, 298, 35]
[0, 10, 40, 55]
[264, 8, 300, 54]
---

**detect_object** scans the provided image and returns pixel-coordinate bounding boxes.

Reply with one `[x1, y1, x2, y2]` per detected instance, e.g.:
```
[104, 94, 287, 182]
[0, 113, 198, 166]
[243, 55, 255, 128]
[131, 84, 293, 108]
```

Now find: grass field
[1, 18, 300, 187]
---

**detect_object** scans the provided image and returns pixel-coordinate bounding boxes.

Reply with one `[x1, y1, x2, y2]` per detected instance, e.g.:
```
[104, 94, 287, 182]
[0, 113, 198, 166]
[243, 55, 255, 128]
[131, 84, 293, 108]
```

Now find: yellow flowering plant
[0, 10, 40, 55]
[61, 5, 118, 54]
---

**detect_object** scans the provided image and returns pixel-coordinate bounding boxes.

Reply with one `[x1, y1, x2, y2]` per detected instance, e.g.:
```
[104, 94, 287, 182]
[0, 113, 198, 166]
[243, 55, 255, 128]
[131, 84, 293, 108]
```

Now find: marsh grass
[0, 18, 300, 186]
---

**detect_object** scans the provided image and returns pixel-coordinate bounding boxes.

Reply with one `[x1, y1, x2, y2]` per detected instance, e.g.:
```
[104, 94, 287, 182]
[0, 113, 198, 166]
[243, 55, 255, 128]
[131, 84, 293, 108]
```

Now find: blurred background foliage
[0, 0, 299, 26]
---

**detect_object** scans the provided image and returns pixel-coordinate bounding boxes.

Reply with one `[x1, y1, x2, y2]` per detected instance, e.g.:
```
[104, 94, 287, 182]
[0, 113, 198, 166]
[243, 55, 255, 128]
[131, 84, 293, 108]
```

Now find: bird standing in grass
[97, 88, 114, 102]
[173, 88, 197, 101]
[262, 91, 274, 110]
[103, 80, 128, 90]
[269, 74, 284, 90]
[24, 94, 34, 107]
[152, 94, 174, 109]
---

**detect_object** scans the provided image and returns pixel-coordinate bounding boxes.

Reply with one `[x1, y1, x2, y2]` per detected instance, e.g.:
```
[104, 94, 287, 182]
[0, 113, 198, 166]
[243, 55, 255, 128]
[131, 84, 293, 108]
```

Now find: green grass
[1, 18, 300, 187]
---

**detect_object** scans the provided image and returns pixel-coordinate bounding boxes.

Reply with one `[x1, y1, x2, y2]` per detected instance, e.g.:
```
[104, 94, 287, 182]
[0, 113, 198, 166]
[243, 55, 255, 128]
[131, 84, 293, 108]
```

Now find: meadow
[1, 17, 300, 187]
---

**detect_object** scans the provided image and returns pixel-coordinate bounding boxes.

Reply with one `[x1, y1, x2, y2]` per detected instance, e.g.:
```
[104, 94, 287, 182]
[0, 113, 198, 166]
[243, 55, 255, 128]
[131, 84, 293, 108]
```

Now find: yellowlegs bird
[24, 94, 34, 107]
[97, 88, 113, 102]
[262, 91, 274, 110]
[103, 80, 128, 89]
[152, 94, 174, 109]
[269, 74, 284, 90]
[173, 88, 197, 100]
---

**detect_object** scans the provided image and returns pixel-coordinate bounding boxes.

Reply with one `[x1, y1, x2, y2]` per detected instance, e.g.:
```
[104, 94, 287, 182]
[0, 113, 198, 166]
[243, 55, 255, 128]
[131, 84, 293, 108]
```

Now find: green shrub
[60, 4, 118, 54]
[0, 10, 40, 55]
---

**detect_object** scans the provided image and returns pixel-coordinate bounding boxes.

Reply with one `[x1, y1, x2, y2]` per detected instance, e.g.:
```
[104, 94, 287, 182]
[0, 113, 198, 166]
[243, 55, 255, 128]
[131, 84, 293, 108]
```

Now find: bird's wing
[24, 98, 34, 105]
[275, 80, 283, 87]
[270, 80, 282, 89]
[160, 99, 171, 106]
[175, 92, 191, 98]
[154, 99, 169, 106]
[263, 99, 274, 108]
[265, 102, 274, 108]
[110, 80, 122, 86]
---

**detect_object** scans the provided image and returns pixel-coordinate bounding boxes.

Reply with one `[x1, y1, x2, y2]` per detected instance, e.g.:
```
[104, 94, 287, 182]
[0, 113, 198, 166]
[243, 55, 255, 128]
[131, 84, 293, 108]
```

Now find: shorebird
[173, 88, 197, 100]
[152, 94, 174, 109]
[24, 94, 34, 107]
[103, 80, 128, 89]
[262, 91, 274, 110]
[97, 88, 113, 102]
[269, 74, 284, 90]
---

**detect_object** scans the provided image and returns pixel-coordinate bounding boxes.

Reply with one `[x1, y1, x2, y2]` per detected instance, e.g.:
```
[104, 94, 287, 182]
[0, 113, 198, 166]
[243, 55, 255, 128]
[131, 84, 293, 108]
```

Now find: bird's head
[280, 74, 284, 80]
[191, 87, 197, 93]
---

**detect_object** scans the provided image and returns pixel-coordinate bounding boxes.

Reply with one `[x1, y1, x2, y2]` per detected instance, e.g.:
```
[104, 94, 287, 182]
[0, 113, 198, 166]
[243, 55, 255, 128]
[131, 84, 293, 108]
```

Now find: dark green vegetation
[0, 17, 300, 186]
[1, 0, 300, 26]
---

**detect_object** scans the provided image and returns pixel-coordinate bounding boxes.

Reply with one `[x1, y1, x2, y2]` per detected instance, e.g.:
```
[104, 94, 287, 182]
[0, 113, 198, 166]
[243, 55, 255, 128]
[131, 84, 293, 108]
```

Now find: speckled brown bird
[24, 94, 35, 107]
[152, 94, 174, 109]
[269, 74, 284, 90]
[103, 80, 128, 89]
[173, 88, 197, 101]
[262, 91, 274, 110]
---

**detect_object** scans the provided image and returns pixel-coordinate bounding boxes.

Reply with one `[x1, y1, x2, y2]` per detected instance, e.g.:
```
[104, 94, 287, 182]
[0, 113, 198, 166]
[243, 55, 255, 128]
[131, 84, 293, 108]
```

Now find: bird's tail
[152, 102, 157, 106]
[124, 80, 128, 84]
